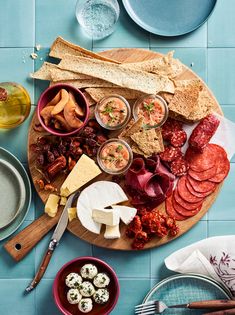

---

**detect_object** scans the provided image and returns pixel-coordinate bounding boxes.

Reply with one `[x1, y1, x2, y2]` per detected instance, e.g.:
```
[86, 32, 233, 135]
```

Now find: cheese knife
[25, 190, 80, 293]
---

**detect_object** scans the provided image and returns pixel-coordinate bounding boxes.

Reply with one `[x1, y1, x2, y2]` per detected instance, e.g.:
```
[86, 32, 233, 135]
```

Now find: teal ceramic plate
[143, 274, 232, 315]
[122, 0, 217, 37]
[0, 147, 31, 241]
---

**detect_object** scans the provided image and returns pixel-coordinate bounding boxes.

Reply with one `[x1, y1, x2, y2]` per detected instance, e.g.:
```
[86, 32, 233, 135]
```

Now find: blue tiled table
[0, 1, 235, 314]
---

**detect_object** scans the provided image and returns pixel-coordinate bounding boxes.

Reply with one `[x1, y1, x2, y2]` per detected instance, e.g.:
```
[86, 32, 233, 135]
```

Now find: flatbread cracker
[122, 51, 184, 79]
[50, 79, 116, 89]
[58, 55, 175, 95]
[124, 118, 144, 137]
[49, 37, 120, 63]
[30, 62, 56, 80]
[131, 128, 164, 156]
[49, 66, 92, 81]
[85, 87, 144, 102]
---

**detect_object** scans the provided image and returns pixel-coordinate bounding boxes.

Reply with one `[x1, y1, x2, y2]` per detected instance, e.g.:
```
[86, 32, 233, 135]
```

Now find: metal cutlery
[135, 300, 235, 315]
[25, 190, 80, 293]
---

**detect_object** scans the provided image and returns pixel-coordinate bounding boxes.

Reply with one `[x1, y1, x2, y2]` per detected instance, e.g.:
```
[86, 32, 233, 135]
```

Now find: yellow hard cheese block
[45, 194, 60, 217]
[60, 154, 101, 197]
[68, 207, 77, 222]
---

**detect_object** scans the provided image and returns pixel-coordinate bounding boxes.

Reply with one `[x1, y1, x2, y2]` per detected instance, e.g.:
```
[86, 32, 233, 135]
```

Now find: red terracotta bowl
[53, 256, 120, 315]
[37, 83, 90, 136]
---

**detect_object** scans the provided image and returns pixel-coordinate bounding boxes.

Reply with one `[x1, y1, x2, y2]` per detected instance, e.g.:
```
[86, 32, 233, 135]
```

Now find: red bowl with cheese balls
[53, 256, 120, 315]
[37, 83, 90, 136]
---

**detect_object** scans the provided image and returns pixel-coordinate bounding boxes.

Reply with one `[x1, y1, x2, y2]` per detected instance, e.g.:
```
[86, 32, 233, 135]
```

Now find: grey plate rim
[0, 147, 32, 241]
[122, 0, 217, 37]
[143, 273, 233, 304]
[0, 158, 26, 229]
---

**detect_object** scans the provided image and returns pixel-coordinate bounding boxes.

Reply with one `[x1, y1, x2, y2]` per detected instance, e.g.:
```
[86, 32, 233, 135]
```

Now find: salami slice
[170, 157, 189, 177]
[177, 176, 204, 203]
[160, 146, 182, 162]
[165, 195, 187, 221]
[172, 195, 202, 217]
[174, 188, 203, 210]
[185, 177, 214, 198]
[170, 130, 187, 148]
[187, 175, 216, 193]
[208, 144, 230, 183]
[188, 166, 217, 181]
[185, 145, 216, 171]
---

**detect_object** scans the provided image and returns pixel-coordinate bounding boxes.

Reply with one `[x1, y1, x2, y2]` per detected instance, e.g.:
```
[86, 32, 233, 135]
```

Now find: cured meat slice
[187, 176, 216, 193]
[174, 188, 203, 210]
[162, 118, 183, 141]
[160, 146, 182, 162]
[170, 157, 189, 177]
[188, 167, 217, 181]
[129, 157, 145, 174]
[208, 144, 230, 183]
[189, 114, 220, 152]
[185, 145, 216, 171]
[170, 130, 187, 148]
[185, 177, 214, 198]
[172, 195, 202, 217]
[177, 176, 204, 203]
[166, 196, 187, 221]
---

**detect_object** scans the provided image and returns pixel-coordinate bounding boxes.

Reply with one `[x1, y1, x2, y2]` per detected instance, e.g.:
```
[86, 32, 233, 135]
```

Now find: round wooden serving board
[28, 48, 223, 250]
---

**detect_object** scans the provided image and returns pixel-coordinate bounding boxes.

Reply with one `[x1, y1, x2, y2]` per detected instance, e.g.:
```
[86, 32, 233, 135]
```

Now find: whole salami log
[189, 114, 220, 152]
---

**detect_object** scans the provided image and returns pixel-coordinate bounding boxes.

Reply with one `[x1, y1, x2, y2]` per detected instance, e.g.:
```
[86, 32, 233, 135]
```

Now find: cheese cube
[92, 208, 120, 226]
[60, 154, 101, 197]
[60, 196, 67, 206]
[104, 225, 120, 239]
[68, 207, 77, 222]
[45, 194, 60, 218]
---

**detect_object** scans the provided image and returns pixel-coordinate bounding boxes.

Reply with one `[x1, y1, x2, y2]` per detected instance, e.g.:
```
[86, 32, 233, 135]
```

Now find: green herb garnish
[117, 145, 123, 152]
[143, 101, 154, 114]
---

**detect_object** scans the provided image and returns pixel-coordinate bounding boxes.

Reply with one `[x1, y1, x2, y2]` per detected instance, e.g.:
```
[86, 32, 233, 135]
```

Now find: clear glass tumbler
[75, 0, 120, 40]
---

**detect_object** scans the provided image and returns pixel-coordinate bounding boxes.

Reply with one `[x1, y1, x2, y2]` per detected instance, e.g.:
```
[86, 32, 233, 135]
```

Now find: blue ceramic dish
[122, 0, 217, 37]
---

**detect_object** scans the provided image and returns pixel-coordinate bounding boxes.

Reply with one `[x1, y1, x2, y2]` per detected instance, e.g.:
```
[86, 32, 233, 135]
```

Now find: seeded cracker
[131, 129, 164, 156]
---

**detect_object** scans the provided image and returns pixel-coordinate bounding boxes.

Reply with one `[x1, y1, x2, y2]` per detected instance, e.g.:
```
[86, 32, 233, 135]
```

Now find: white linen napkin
[182, 113, 235, 160]
[165, 236, 235, 296]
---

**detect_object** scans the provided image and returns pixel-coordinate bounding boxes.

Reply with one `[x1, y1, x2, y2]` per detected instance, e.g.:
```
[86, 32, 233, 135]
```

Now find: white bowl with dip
[97, 138, 133, 175]
[95, 95, 131, 130]
[133, 94, 168, 129]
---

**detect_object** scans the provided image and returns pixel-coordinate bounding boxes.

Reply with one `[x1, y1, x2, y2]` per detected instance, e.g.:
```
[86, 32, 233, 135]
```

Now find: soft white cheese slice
[77, 181, 128, 234]
[104, 225, 121, 239]
[111, 205, 137, 225]
[60, 154, 101, 197]
[92, 208, 120, 226]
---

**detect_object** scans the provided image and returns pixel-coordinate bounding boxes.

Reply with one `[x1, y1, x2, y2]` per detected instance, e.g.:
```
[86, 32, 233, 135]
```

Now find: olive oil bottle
[0, 82, 31, 129]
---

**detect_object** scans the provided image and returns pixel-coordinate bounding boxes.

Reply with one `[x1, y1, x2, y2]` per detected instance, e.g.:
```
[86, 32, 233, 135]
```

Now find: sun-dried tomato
[127, 215, 142, 234]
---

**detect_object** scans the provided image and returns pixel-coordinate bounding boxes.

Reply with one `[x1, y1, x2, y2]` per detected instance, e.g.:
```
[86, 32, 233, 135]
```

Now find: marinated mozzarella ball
[80, 264, 98, 279]
[80, 281, 95, 297]
[78, 298, 93, 313]
[93, 273, 110, 288]
[65, 273, 83, 288]
[67, 288, 82, 304]
[93, 288, 109, 304]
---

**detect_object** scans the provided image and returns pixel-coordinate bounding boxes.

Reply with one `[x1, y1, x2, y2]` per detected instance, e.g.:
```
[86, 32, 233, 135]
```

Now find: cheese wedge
[68, 207, 77, 222]
[92, 208, 120, 226]
[45, 194, 60, 217]
[111, 205, 137, 225]
[60, 196, 67, 206]
[60, 154, 101, 197]
[104, 225, 121, 239]
[77, 181, 128, 234]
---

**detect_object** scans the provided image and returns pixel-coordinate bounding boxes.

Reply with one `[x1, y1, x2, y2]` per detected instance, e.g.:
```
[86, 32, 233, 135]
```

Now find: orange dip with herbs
[98, 97, 128, 128]
[136, 96, 166, 127]
[100, 141, 130, 172]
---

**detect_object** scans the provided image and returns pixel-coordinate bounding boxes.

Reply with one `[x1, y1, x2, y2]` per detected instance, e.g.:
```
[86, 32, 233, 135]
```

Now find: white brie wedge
[111, 205, 137, 225]
[104, 225, 121, 239]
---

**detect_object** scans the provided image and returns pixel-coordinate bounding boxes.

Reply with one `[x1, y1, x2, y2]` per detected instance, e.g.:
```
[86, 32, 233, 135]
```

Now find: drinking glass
[75, 0, 120, 40]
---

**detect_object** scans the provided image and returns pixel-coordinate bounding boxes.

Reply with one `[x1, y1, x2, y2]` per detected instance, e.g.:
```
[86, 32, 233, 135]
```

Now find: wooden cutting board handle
[4, 212, 61, 261]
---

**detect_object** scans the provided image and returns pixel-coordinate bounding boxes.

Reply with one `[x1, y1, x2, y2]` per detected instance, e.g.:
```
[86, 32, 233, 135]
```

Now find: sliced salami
[187, 176, 216, 193]
[161, 118, 183, 141]
[177, 176, 204, 203]
[160, 146, 182, 162]
[172, 195, 202, 217]
[208, 145, 230, 183]
[185, 177, 214, 198]
[165, 195, 187, 221]
[170, 157, 189, 177]
[174, 188, 203, 210]
[185, 145, 216, 171]
[170, 130, 187, 148]
[188, 166, 217, 181]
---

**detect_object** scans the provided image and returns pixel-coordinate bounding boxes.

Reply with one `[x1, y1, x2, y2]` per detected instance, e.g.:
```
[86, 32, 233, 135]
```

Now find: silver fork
[135, 300, 235, 315]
